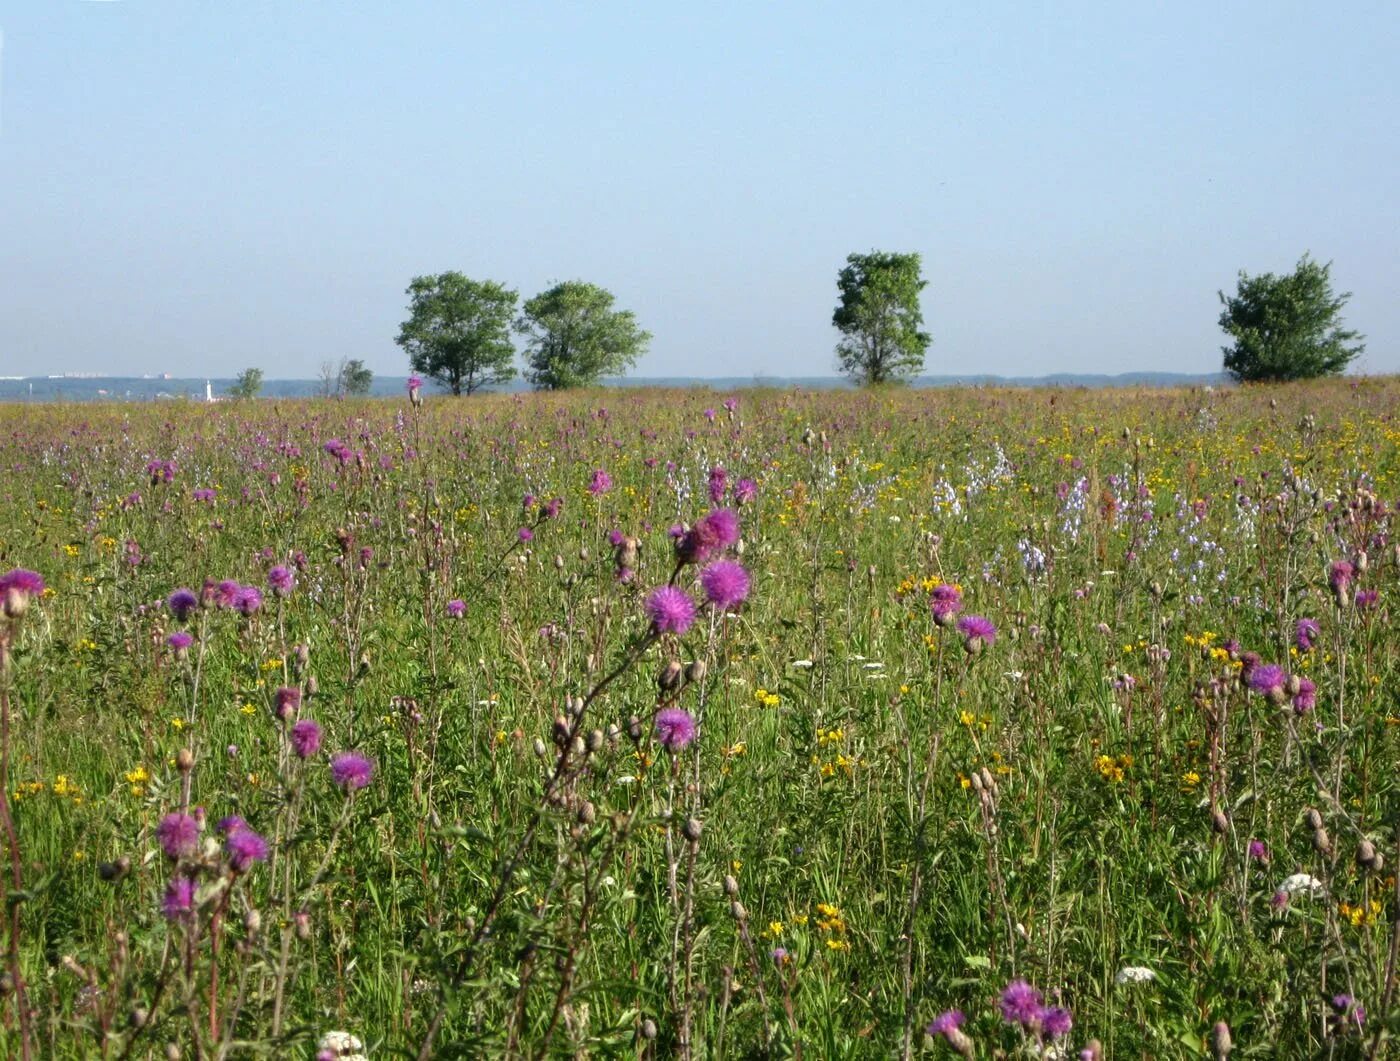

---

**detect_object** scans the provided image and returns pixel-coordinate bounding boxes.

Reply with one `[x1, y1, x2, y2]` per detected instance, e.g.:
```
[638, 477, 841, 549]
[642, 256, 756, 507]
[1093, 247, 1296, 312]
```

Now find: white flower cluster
[319, 1030, 368, 1061]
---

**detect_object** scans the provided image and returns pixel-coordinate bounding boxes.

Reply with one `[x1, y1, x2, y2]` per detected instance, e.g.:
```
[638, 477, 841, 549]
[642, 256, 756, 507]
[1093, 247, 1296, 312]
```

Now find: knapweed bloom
[1355, 588, 1379, 610]
[167, 630, 194, 654]
[646, 586, 697, 635]
[1246, 663, 1287, 703]
[446, 599, 466, 618]
[1291, 676, 1317, 713]
[1248, 839, 1270, 863]
[588, 468, 613, 495]
[517, 527, 534, 543]
[330, 751, 374, 791]
[156, 812, 201, 860]
[1295, 618, 1319, 652]
[926, 1010, 973, 1054]
[700, 560, 751, 610]
[233, 585, 262, 616]
[708, 466, 728, 504]
[734, 478, 757, 505]
[290, 719, 323, 759]
[0, 569, 45, 619]
[1039, 1006, 1073, 1039]
[162, 875, 196, 921]
[1328, 560, 1353, 593]
[225, 827, 270, 872]
[274, 686, 302, 720]
[999, 980, 1043, 1025]
[268, 565, 296, 596]
[930, 583, 963, 627]
[655, 707, 697, 751]
[957, 614, 996, 653]
[676, 508, 740, 565]
[167, 588, 199, 621]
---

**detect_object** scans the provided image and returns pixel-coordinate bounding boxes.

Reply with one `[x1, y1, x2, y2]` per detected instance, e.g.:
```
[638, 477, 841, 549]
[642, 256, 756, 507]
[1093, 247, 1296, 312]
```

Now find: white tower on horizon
[206, 380, 213, 403]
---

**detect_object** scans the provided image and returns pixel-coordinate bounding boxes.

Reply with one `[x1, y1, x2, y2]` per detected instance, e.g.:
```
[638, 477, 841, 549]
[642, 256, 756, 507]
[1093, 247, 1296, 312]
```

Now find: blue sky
[0, 1, 1395, 379]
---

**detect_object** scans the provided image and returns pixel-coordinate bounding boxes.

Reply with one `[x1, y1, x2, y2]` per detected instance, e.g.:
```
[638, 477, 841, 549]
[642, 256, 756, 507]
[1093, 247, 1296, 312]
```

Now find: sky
[0, 1, 1396, 380]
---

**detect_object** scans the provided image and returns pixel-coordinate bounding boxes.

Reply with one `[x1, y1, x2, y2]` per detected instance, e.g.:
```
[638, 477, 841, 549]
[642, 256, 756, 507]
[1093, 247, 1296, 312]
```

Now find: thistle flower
[1, 568, 45, 619]
[655, 707, 697, 751]
[517, 527, 534, 542]
[226, 827, 270, 871]
[1328, 560, 1353, 593]
[161, 876, 196, 921]
[1292, 676, 1317, 713]
[931, 583, 963, 626]
[926, 1010, 973, 1055]
[1246, 663, 1286, 702]
[1248, 839, 1269, 863]
[1294, 618, 1319, 652]
[446, 599, 466, 618]
[708, 466, 728, 504]
[700, 560, 751, 610]
[1355, 588, 1378, 609]
[216, 815, 248, 835]
[734, 478, 757, 505]
[290, 719, 323, 759]
[156, 812, 201, 860]
[167, 630, 194, 654]
[233, 585, 262, 616]
[957, 614, 996, 652]
[267, 565, 296, 596]
[330, 751, 374, 791]
[645, 585, 697, 635]
[588, 468, 613, 495]
[167, 588, 199, 621]
[1039, 1006, 1073, 1039]
[676, 508, 740, 565]
[274, 686, 302, 720]
[999, 980, 1043, 1025]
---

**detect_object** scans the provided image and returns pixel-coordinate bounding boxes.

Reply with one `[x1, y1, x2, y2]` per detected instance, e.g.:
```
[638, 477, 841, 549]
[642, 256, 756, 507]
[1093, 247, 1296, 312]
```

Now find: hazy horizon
[1, 2, 1396, 380]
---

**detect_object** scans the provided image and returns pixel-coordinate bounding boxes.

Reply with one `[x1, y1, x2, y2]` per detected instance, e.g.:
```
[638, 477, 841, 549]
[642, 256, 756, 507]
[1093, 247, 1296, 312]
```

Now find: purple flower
[274, 686, 302, 720]
[1292, 677, 1317, 713]
[1000, 980, 1043, 1025]
[1248, 839, 1270, 863]
[645, 585, 697, 635]
[215, 579, 241, 609]
[156, 812, 201, 860]
[676, 509, 741, 565]
[708, 466, 728, 504]
[734, 478, 757, 505]
[1329, 560, 1353, 592]
[1295, 618, 1319, 652]
[330, 751, 374, 791]
[723, 397, 738, 413]
[168, 630, 194, 653]
[192, 488, 217, 503]
[770, 946, 790, 965]
[407, 375, 422, 393]
[167, 588, 199, 620]
[267, 565, 295, 596]
[931, 583, 963, 626]
[541, 497, 563, 520]
[588, 468, 613, 495]
[926, 1010, 966, 1039]
[1247, 663, 1286, 700]
[226, 827, 269, 871]
[1356, 588, 1379, 610]
[290, 719, 323, 759]
[655, 707, 697, 751]
[233, 585, 262, 616]
[517, 527, 534, 543]
[1039, 1005, 1073, 1039]
[216, 815, 248, 835]
[162, 875, 196, 920]
[957, 614, 996, 650]
[700, 560, 751, 610]
[446, 599, 466, 618]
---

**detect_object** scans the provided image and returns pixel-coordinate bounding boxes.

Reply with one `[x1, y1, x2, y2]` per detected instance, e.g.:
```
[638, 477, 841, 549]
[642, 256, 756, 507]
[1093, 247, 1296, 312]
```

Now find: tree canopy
[228, 367, 263, 400]
[1219, 255, 1364, 382]
[516, 282, 650, 390]
[832, 251, 931, 385]
[396, 273, 518, 395]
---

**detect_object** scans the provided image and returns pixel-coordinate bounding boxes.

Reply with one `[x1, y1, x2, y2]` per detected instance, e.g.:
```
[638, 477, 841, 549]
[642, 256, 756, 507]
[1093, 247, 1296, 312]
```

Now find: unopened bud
[552, 716, 570, 747]
[586, 728, 604, 752]
[294, 910, 311, 940]
[722, 874, 739, 897]
[1211, 809, 1230, 835]
[243, 909, 262, 937]
[1312, 826, 1331, 856]
[685, 659, 708, 684]
[640, 1019, 658, 1041]
[682, 818, 702, 843]
[659, 659, 684, 691]
[1212, 1020, 1232, 1058]
[176, 747, 195, 773]
[532, 737, 547, 758]
[1304, 808, 1323, 830]
[1356, 839, 1378, 870]
[729, 900, 748, 922]
[577, 801, 596, 826]
[129, 1007, 149, 1029]
[628, 715, 643, 742]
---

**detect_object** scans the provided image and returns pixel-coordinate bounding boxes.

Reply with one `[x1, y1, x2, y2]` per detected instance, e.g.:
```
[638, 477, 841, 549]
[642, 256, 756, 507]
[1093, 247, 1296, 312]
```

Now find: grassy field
[0, 380, 1396, 1058]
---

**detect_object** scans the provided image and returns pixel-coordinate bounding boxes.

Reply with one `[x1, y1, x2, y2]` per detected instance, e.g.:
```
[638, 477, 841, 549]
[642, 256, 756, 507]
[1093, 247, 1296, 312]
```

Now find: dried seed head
[979, 766, 997, 794]
[577, 802, 596, 826]
[1304, 808, 1323, 830]
[532, 737, 547, 758]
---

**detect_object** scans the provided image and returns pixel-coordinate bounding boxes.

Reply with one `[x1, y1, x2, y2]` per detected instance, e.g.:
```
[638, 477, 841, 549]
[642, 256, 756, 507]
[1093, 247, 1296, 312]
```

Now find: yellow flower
[959, 710, 975, 726]
[763, 920, 784, 939]
[1180, 771, 1201, 789]
[825, 938, 851, 952]
[52, 775, 78, 797]
[169, 718, 185, 731]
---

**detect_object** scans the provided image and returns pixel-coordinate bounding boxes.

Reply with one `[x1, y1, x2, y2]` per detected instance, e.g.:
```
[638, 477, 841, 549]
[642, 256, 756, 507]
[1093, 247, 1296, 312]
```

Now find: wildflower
[734, 478, 757, 505]
[446, 599, 466, 618]
[999, 980, 1043, 1025]
[930, 583, 963, 627]
[541, 497, 563, 520]
[1328, 560, 1353, 593]
[1040, 1006, 1073, 1039]
[1356, 588, 1379, 609]
[290, 719, 323, 759]
[655, 707, 697, 751]
[1246, 663, 1287, 703]
[330, 751, 374, 791]
[708, 466, 728, 504]
[274, 686, 301, 720]
[226, 827, 270, 871]
[588, 468, 613, 495]
[0, 568, 45, 619]
[1277, 872, 1325, 898]
[956, 614, 996, 654]
[216, 815, 248, 835]
[1114, 966, 1157, 984]
[407, 375, 423, 407]
[161, 876, 196, 921]
[267, 565, 295, 596]
[156, 813, 201, 860]
[1332, 994, 1366, 1027]
[926, 1010, 967, 1040]
[167, 588, 199, 621]
[517, 527, 534, 543]
[168, 630, 193, 654]
[1295, 618, 1319, 652]
[1248, 839, 1269, 863]
[675, 508, 740, 565]
[1292, 676, 1317, 713]
[645, 585, 697, 635]
[770, 946, 790, 966]
[700, 560, 751, 610]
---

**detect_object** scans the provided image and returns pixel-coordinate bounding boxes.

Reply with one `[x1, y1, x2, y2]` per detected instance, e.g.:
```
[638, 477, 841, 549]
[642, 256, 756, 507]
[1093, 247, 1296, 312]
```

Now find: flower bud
[1212, 1020, 1232, 1058]
[176, 747, 195, 774]
[243, 909, 262, 938]
[640, 1019, 658, 1041]
[682, 818, 703, 843]
[658, 659, 684, 692]
[1304, 808, 1323, 830]
[722, 874, 739, 898]
[685, 659, 708, 685]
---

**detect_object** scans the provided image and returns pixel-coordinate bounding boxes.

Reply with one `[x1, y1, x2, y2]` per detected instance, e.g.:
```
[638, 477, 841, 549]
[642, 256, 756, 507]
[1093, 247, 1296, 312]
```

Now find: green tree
[832, 251, 931, 385]
[516, 281, 651, 390]
[228, 367, 263, 400]
[1219, 255, 1364, 382]
[396, 273, 518, 396]
[339, 358, 374, 397]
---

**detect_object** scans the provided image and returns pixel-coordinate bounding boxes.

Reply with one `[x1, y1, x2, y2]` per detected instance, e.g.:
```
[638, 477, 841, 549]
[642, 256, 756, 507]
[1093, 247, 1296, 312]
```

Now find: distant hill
[0, 372, 1230, 403]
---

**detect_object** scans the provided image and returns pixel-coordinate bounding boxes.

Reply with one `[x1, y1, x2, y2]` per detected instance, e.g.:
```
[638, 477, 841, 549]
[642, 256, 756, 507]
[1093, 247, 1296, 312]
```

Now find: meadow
[0, 379, 1396, 1059]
